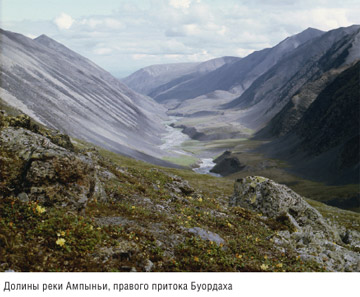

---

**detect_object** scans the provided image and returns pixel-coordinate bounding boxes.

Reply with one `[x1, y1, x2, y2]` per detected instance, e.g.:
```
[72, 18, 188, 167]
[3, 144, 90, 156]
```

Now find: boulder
[166, 174, 195, 196]
[230, 176, 339, 241]
[230, 176, 360, 271]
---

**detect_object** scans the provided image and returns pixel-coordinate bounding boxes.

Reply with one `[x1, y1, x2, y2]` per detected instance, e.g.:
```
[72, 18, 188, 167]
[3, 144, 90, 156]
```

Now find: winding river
[160, 117, 220, 176]
[159, 118, 191, 155]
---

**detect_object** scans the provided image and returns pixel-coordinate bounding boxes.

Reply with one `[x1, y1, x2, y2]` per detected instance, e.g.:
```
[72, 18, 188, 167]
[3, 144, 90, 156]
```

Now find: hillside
[0, 29, 170, 165]
[260, 61, 360, 186]
[1, 104, 359, 272]
[255, 64, 353, 138]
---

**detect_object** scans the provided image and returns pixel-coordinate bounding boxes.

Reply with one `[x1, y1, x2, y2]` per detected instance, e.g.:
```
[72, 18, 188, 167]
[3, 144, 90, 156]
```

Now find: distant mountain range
[123, 56, 241, 105]
[0, 29, 174, 166]
[123, 27, 325, 109]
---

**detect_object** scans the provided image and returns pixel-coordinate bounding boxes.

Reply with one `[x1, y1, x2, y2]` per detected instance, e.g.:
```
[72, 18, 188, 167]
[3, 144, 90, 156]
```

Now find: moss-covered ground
[0, 127, 326, 272]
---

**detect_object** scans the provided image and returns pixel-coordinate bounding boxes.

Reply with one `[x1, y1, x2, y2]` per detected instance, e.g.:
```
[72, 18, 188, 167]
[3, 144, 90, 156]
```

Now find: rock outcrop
[230, 176, 360, 271]
[0, 112, 107, 210]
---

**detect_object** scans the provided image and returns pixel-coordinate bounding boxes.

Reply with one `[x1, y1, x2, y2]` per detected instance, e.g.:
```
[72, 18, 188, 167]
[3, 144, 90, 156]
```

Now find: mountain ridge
[124, 26, 324, 107]
[223, 25, 360, 130]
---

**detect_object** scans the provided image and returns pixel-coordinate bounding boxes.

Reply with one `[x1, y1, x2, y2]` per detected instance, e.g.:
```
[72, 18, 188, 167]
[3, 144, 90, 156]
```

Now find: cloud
[54, 13, 74, 30]
[79, 17, 124, 30]
[169, 0, 192, 9]
[93, 47, 113, 55]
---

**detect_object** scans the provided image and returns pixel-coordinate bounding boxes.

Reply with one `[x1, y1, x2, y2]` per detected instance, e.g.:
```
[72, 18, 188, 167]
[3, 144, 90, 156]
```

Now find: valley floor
[160, 117, 359, 213]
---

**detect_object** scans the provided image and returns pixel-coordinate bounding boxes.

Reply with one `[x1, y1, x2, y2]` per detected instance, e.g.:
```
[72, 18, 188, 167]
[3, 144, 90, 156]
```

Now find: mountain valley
[1, 24, 359, 272]
[123, 25, 360, 212]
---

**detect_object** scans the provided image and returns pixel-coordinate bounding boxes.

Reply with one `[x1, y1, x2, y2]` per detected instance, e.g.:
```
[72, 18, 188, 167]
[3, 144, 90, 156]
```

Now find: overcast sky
[1, 0, 359, 77]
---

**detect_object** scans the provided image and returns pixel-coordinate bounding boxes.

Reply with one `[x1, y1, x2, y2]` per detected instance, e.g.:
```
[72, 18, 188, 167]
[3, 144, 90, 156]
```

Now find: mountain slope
[256, 64, 354, 138]
[259, 61, 360, 185]
[225, 25, 360, 131]
[0, 29, 170, 165]
[123, 56, 241, 105]
[148, 56, 241, 103]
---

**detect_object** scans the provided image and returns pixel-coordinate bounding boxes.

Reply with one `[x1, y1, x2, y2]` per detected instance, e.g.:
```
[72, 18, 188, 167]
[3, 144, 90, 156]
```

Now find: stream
[193, 158, 221, 177]
[160, 117, 220, 176]
[159, 118, 191, 155]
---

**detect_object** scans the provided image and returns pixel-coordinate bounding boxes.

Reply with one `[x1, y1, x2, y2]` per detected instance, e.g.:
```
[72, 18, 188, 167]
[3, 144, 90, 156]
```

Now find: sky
[1, 0, 359, 77]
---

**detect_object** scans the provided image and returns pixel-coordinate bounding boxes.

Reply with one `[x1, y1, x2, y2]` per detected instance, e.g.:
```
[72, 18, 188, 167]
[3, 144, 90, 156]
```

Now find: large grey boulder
[230, 176, 339, 240]
[230, 176, 360, 271]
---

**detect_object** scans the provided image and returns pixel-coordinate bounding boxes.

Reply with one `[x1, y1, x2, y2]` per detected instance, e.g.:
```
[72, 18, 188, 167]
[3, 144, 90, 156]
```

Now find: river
[159, 118, 191, 155]
[193, 158, 221, 177]
[159, 117, 220, 176]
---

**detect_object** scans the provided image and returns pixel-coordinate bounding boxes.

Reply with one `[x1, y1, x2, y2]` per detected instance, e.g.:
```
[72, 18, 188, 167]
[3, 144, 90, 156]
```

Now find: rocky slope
[231, 176, 360, 271]
[1, 106, 359, 272]
[255, 63, 355, 138]
[0, 29, 169, 165]
[259, 61, 360, 186]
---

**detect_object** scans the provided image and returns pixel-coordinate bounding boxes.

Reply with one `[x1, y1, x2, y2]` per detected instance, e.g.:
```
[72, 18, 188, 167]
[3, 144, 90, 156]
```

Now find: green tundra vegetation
[0, 100, 359, 272]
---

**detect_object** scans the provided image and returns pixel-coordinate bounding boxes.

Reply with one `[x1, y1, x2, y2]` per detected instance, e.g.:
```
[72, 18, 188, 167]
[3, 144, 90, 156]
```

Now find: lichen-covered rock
[230, 176, 339, 241]
[0, 127, 99, 209]
[165, 174, 195, 196]
[230, 176, 360, 271]
[1, 112, 74, 151]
